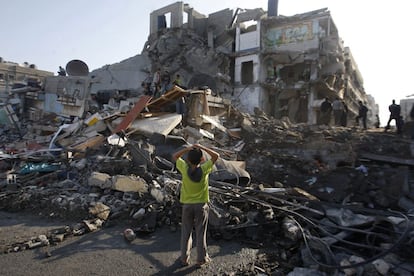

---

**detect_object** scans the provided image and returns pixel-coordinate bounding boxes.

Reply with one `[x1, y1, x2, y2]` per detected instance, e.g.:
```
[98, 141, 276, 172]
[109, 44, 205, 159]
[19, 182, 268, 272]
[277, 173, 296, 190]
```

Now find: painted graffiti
[264, 21, 314, 48]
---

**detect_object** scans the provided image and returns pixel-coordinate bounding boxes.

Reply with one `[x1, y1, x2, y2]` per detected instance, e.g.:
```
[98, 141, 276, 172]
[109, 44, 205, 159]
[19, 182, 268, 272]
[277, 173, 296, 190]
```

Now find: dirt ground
[0, 210, 260, 276]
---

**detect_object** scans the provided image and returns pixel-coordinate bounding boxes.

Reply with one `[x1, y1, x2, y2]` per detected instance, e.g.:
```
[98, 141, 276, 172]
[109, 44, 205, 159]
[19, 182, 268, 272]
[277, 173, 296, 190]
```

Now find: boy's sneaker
[179, 258, 189, 267]
[195, 257, 211, 268]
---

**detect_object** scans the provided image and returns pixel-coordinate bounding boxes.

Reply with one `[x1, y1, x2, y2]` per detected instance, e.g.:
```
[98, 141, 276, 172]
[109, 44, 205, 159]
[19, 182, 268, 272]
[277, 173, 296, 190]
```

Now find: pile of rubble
[1, 88, 414, 275]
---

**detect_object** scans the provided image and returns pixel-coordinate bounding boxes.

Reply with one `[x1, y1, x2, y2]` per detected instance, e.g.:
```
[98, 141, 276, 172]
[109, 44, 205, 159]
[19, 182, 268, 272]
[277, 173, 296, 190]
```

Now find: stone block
[111, 175, 148, 193]
[88, 172, 112, 189]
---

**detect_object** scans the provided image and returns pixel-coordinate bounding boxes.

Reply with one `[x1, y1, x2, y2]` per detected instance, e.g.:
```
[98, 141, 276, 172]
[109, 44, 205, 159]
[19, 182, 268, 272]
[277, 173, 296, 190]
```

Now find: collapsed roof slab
[235, 8, 265, 24]
[126, 113, 183, 137]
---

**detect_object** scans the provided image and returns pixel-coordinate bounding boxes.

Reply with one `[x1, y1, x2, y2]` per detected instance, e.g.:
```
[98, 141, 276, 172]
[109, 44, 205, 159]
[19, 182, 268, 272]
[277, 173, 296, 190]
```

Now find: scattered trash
[123, 228, 136, 242]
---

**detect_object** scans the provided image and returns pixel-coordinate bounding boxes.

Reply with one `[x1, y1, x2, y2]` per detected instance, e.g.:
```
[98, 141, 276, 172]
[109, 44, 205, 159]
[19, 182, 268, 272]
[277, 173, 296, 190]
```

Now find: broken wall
[236, 22, 261, 52]
[143, 27, 232, 94]
[89, 55, 151, 94]
[149, 2, 185, 34]
[207, 8, 234, 39]
[24, 76, 90, 118]
[233, 11, 334, 120]
[251, 9, 372, 125]
[233, 86, 263, 114]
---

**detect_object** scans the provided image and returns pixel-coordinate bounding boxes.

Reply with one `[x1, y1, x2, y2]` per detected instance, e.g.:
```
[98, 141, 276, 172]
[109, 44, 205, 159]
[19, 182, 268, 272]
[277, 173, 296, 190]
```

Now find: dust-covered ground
[0, 211, 263, 276]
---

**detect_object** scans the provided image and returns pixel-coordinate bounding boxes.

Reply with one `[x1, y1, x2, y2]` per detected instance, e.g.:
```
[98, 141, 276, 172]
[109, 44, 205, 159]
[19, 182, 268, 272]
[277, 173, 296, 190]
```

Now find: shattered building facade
[3, 2, 375, 128]
[0, 58, 53, 125]
[144, 1, 376, 126]
[26, 60, 92, 119]
[233, 6, 371, 125]
[0, 58, 52, 94]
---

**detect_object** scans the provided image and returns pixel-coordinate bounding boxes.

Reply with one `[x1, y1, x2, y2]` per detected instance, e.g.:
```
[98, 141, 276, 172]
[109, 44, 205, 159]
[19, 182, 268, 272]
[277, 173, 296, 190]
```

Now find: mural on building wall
[264, 21, 314, 49]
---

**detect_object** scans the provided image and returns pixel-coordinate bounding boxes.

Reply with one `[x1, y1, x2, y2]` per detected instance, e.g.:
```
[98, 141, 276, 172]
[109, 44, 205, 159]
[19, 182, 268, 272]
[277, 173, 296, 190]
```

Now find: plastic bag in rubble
[151, 188, 165, 203]
[19, 162, 61, 175]
[355, 165, 368, 176]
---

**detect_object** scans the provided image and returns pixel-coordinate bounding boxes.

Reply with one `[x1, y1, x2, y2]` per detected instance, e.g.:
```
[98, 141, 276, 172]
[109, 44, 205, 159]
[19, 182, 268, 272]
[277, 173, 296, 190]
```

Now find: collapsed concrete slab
[124, 113, 182, 136]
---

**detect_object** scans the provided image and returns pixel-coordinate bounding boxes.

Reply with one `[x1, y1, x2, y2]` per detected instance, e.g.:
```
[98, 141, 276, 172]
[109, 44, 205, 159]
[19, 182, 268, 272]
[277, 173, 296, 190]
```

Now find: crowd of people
[141, 68, 177, 98]
[319, 97, 414, 138]
[141, 69, 187, 118]
[319, 97, 371, 130]
[319, 97, 349, 127]
[141, 68, 182, 98]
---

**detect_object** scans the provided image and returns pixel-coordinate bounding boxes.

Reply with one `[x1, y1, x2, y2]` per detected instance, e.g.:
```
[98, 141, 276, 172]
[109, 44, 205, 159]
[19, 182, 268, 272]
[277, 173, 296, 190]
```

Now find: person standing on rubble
[172, 144, 219, 268]
[340, 100, 348, 127]
[385, 99, 402, 133]
[173, 74, 187, 124]
[57, 66, 66, 76]
[375, 114, 381, 128]
[160, 70, 172, 95]
[355, 100, 368, 129]
[332, 97, 343, 126]
[319, 97, 332, 125]
[173, 74, 182, 87]
[152, 68, 161, 98]
[141, 72, 153, 96]
[410, 104, 414, 139]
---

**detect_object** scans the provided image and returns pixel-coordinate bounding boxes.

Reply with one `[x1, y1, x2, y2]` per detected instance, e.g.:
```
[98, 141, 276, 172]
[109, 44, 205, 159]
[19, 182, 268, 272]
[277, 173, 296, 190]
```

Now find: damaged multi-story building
[0, 58, 53, 124]
[233, 2, 375, 125]
[0, 58, 52, 94]
[90, 0, 376, 127]
[1, 1, 376, 128]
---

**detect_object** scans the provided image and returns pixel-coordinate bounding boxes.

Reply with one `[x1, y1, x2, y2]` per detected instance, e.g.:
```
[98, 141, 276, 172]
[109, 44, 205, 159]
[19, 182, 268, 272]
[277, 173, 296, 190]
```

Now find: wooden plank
[360, 153, 414, 166]
[147, 85, 187, 111]
[207, 102, 225, 108]
[32, 124, 58, 132]
[68, 135, 105, 152]
[112, 95, 152, 134]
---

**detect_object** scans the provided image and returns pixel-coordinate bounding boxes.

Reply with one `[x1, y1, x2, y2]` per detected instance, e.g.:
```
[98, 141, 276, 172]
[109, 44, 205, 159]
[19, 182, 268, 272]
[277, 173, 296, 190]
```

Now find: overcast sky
[1, 0, 412, 124]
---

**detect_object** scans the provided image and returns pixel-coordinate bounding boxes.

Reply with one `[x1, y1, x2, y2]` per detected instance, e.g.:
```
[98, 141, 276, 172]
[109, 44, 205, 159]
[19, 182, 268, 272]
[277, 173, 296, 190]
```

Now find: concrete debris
[88, 172, 112, 189]
[1, 94, 414, 274]
[372, 259, 391, 276]
[150, 187, 165, 203]
[89, 202, 111, 221]
[111, 175, 148, 193]
[282, 217, 301, 241]
[1, 4, 414, 274]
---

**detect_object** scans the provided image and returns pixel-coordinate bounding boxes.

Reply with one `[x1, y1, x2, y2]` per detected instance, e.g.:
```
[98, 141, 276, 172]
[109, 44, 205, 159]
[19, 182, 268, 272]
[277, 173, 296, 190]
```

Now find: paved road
[0, 211, 257, 276]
